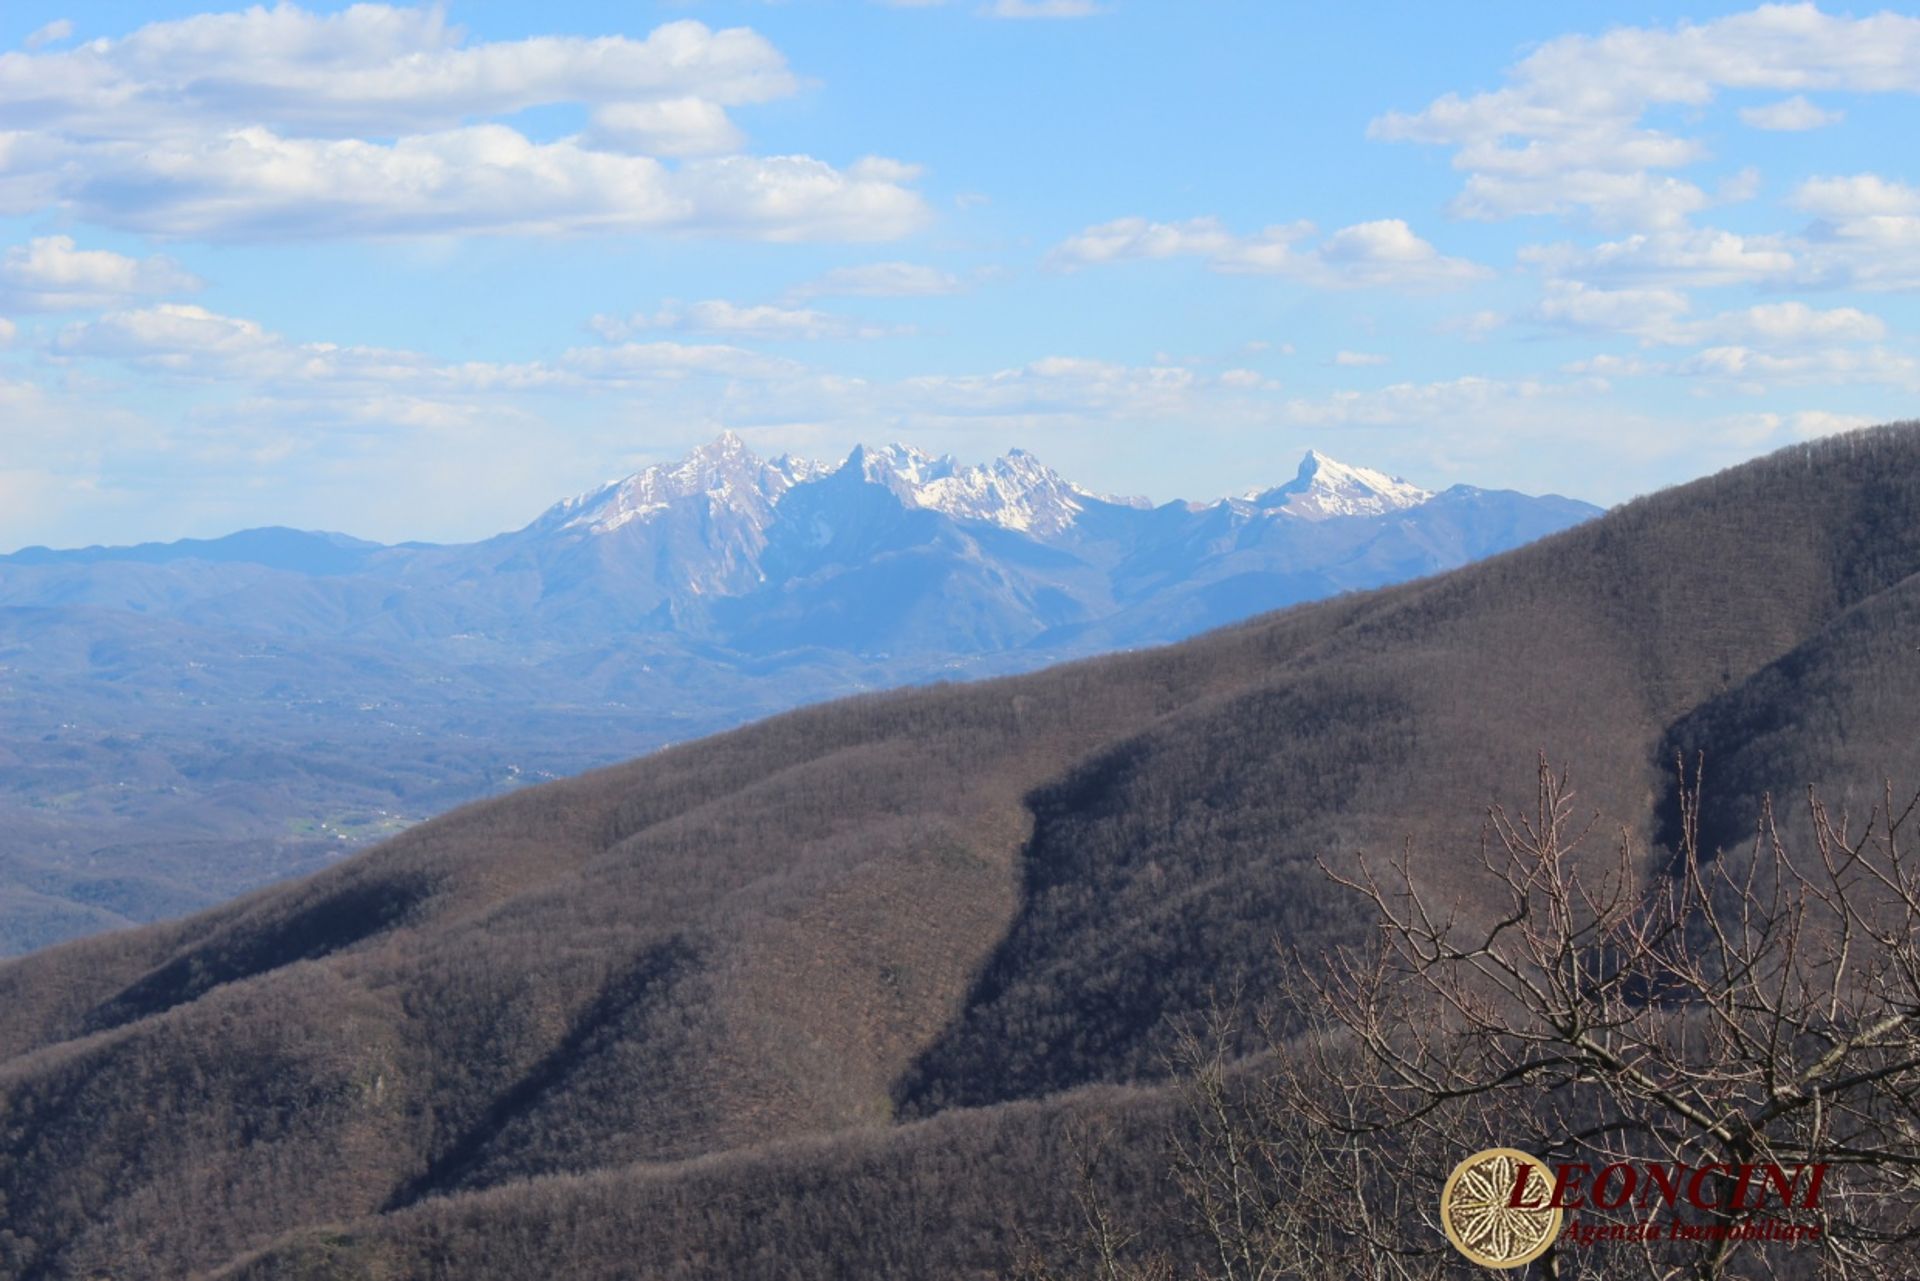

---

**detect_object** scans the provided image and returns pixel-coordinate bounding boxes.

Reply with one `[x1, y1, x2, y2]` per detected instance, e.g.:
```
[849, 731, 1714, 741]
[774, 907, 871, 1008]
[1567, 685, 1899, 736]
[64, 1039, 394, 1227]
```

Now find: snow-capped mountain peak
[853, 442, 959, 490]
[550, 432, 825, 536]
[540, 437, 1437, 544]
[858, 443, 1089, 536]
[1245, 450, 1434, 521]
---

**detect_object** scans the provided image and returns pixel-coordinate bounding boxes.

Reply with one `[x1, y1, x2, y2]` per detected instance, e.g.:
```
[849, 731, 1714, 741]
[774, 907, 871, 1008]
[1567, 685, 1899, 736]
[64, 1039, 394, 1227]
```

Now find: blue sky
[2, 1, 1918, 548]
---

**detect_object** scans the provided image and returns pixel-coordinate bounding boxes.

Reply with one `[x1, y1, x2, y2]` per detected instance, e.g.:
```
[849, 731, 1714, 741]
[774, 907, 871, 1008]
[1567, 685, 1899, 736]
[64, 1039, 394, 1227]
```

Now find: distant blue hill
[2, 526, 390, 575]
[0, 435, 1599, 954]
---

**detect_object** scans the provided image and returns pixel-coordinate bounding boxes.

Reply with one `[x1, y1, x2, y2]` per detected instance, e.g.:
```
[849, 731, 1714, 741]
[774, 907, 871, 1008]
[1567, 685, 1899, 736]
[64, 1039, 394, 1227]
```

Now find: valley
[0, 435, 1593, 954]
[0, 424, 1909, 1279]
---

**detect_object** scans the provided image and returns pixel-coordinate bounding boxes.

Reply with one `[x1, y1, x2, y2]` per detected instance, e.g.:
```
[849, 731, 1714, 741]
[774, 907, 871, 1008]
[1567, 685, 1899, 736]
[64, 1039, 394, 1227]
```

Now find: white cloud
[1451, 128, 1705, 180]
[1740, 95, 1843, 131]
[47, 301, 833, 411]
[22, 19, 73, 50]
[1520, 228, 1797, 287]
[0, 359, 596, 550]
[1332, 350, 1389, 367]
[1438, 310, 1506, 341]
[1793, 174, 1920, 218]
[0, 236, 202, 311]
[1050, 215, 1488, 288]
[849, 156, 926, 184]
[1524, 188, 1920, 293]
[1788, 175, 1920, 290]
[55, 303, 558, 391]
[768, 355, 1210, 425]
[0, 373, 175, 550]
[562, 341, 803, 382]
[1535, 281, 1693, 337]
[58, 303, 825, 397]
[56, 303, 275, 372]
[27, 126, 927, 242]
[1274, 375, 1580, 429]
[26, 300, 844, 547]
[1675, 344, 1918, 388]
[23, 286, 1893, 541]
[1559, 353, 1665, 378]
[1686, 302, 1885, 347]
[39, 300, 855, 541]
[1373, 5, 1920, 228]
[0, 317, 15, 346]
[789, 261, 964, 298]
[1452, 170, 1710, 232]
[1536, 281, 1885, 349]
[1, 11, 797, 137]
[0, 337, 1291, 547]
[1553, 332, 1909, 397]
[0, 9, 927, 243]
[1312, 220, 1487, 286]
[1790, 410, 1875, 438]
[1052, 216, 1240, 264]
[592, 300, 900, 341]
[1702, 411, 1790, 446]
[1029, 355, 1146, 378]
[1716, 167, 1763, 204]
[588, 98, 745, 158]
[985, 0, 1103, 17]
[1801, 217, 1920, 290]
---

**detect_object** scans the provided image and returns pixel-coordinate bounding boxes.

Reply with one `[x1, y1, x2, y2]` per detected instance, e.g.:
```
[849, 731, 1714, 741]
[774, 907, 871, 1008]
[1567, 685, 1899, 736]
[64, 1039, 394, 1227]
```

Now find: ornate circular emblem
[1440, 1147, 1564, 1269]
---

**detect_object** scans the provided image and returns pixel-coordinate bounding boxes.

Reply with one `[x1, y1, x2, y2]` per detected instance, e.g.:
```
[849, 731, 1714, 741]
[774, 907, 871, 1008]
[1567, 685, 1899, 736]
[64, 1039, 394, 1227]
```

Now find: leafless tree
[1038, 759, 1920, 1280]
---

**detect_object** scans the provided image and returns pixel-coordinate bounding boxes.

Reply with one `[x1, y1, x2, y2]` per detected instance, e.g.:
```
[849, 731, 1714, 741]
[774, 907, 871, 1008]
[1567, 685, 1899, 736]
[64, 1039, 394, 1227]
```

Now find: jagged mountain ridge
[544, 432, 1144, 545]
[340, 434, 1584, 644]
[538, 431, 1427, 548]
[0, 434, 1593, 655]
[0, 423, 1913, 1280]
[1243, 448, 1433, 519]
[0, 437, 1594, 956]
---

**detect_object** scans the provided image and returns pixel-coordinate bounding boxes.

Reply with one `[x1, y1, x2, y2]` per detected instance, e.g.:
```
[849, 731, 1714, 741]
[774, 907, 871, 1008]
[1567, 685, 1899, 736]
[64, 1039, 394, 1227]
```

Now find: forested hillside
[0, 425, 1915, 1280]
[0, 440, 1592, 956]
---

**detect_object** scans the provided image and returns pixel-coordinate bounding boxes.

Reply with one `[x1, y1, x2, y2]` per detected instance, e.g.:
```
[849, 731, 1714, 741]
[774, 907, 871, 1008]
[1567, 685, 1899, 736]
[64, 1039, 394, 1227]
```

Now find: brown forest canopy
[1, 424, 1918, 1280]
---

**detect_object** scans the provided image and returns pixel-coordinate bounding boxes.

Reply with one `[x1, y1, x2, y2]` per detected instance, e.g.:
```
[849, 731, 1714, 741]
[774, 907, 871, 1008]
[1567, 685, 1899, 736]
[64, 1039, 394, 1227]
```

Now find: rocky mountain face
[0, 423, 1913, 1280]
[0, 435, 1597, 954]
[353, 432, 1593, 650]
[1243, 448, 1433, 519]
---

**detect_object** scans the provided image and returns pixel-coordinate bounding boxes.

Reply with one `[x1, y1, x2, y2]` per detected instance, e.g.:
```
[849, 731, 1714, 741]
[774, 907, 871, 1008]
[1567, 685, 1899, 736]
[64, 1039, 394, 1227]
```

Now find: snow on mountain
[556, 437, 1107, 540]
[547, 431, 828, 536]
[1242, 449, 1434, 521]
[860, 445, 1091, 537]
[1075, 484, 1155, 512]
[541, 435, 1435, 543]
[852, 442, 958, 491]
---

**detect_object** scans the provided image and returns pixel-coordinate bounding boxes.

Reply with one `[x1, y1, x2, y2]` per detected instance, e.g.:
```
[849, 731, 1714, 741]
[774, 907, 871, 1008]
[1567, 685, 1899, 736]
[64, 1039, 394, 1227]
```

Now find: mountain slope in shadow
[0, 424, 1915, 1281]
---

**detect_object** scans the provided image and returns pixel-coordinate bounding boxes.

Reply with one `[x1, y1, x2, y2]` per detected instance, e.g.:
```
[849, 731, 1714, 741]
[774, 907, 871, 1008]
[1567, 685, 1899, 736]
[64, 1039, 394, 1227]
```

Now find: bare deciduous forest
[3, 424, 1920, 1279]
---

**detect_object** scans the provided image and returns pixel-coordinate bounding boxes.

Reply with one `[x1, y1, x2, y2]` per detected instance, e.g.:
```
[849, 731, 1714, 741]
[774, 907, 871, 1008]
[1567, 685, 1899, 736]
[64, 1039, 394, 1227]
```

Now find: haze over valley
[0, 435, 1593, 954]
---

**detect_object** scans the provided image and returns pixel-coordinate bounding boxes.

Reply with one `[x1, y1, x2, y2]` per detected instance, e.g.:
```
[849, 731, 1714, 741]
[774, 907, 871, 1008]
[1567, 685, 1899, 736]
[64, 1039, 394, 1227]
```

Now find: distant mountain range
[2, 432, 1593, 652]
[1, 424, 1913, 1281]
[0, 435, 1597, 953]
